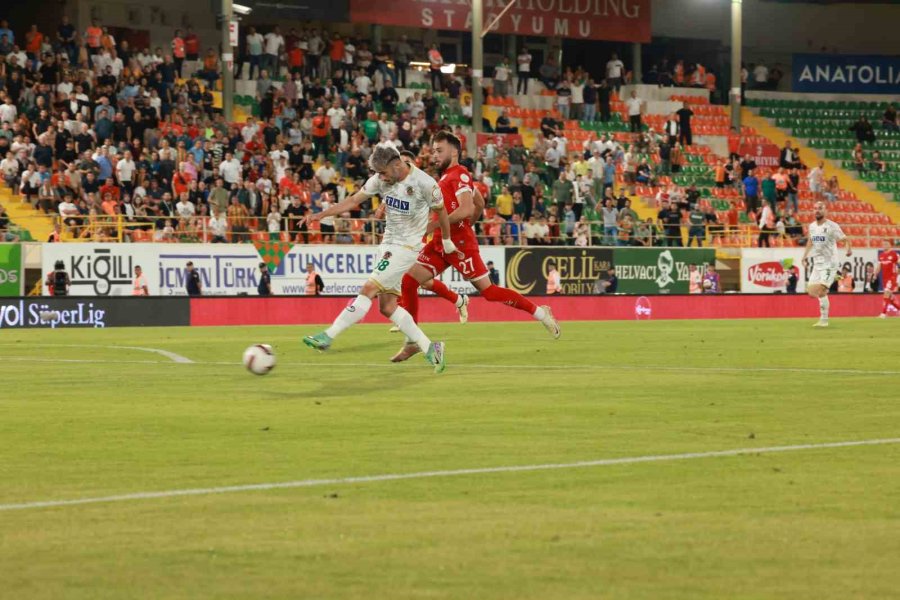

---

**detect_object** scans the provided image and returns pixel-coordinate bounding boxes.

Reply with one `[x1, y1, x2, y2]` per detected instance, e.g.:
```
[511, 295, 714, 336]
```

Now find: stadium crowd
[0, 17, 821, 247]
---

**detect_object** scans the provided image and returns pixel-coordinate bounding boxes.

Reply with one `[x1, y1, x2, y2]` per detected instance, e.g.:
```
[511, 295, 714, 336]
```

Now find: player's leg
[881, 286, 900, 317]
[807, 278, 830, 327]
[303, 282, 378, 350]
[380, 293, 445, 373]
[391, 261, 442, 362]
[471, 274, 561, 338]
[423, 278, 469, 323]
[373, 247, 446, 372]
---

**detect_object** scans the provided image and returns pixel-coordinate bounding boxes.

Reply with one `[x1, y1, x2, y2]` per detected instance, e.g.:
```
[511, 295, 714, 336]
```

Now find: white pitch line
[1, 355, 898, 377]
[0, 344, 193, 364]
[1, 438, 898, 513]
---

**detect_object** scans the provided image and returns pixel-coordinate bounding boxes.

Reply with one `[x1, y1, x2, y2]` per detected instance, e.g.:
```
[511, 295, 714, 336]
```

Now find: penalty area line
[1, 438, 899, 512]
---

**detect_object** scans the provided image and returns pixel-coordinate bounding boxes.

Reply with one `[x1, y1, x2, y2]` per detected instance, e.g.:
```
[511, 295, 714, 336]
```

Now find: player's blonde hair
[368, 143, 401, 172]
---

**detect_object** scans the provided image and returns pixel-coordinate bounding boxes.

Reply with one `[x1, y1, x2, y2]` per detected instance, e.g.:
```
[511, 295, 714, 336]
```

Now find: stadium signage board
[349, 0, 652, 43]
[792, 54, 900, 94]
[41, 244, 504, 296]
[0, 243, 22, 297]
[505, 247, 612, 295]
[614, 248, 715, 295]
[741, 248, 880, 293]
[0, 297, 189, 329]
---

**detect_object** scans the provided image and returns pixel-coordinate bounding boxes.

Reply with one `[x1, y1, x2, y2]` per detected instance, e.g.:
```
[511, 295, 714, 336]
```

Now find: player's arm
[471, 188, 485, 222]
[802, 234, 812, 261]
[432, 203, 457, 254]
[426, 188, 476, 235]
[304, 190, 368, 224]
[838, 229, 852, 256]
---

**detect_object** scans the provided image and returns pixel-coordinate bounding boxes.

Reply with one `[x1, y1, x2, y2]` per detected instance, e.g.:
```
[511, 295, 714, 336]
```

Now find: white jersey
[807, 219, 846, 267]
[360, 165, 443, 249]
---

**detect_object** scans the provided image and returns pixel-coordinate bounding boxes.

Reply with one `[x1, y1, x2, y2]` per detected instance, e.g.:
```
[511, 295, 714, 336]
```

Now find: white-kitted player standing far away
[803, 201, 851, 327]
[301, 143, 459, 373]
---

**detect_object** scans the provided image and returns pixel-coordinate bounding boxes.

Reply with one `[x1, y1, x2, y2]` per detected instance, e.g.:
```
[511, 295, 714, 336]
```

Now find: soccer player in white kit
[301, 144, 459, 372]
[803, 201, 852, 327]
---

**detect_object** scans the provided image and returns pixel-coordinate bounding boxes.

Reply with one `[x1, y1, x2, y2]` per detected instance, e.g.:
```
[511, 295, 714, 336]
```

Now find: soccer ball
[702, 279, 712, 290]
[243, 344, 276, 375]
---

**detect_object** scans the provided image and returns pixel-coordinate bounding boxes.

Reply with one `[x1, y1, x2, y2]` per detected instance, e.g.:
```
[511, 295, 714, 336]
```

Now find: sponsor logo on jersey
[811, 235, 827, 242]
[384, 195, 410, 213]
[460, 173, 470, 183]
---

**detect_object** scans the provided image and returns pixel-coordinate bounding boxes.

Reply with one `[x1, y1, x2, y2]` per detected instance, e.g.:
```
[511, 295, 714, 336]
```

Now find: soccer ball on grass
[243, 344, 276, 375]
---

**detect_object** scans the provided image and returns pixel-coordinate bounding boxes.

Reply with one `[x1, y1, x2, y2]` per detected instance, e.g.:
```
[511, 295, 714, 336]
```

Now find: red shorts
[885, 278, 897, 293]
[416, 230, 489, 282]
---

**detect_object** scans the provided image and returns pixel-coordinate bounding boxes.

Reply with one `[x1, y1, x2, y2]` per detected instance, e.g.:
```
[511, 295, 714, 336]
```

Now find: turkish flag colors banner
[349, 0, 651, 43]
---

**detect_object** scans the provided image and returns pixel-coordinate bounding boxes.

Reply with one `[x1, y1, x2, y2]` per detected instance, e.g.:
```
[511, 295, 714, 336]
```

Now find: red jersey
[879, 249, 899, 283]
[433, 163, 474, 242]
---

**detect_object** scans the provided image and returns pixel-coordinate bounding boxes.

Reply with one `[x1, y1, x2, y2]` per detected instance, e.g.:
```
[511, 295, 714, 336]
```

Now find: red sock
[892, 296, 900, 310]
[429, 278, 459, 305]
[480, 284, 538, 315]
[400, 274, 420, 323]
[884, 297, 892, 314]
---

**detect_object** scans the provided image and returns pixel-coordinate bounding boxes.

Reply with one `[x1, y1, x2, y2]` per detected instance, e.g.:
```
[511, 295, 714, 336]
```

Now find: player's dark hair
[399, 150, 416, 160]
[433, 131, 462, 157]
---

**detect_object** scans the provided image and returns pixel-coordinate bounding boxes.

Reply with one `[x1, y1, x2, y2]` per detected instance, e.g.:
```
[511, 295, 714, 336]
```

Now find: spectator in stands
[539, 56, 560, 90]
[853, 143, 866, 175]
[870, 151, 887, 173]
[808, 161, 825, 202]
[676, 102, 693, 146]
[427, 43, 444, 91]
[245, 27, 264, 80]
[687, 204, 705, 247]
[743, 168, 760, 216]
[263, 27, 284, 77]
[657, 198, 682, 247]
[850, 115, 876, 144]
[626, 90, 643, 133]
[516, 47, 532, 94]
[601, 198, 618, 246]
[758, 201, 774, 248]
[605, 53, 625, 93]
[670, 143, 684, 174]
[493, 56, 511, 98]
[597, 79, 611, 123]
[779, 140, 802, 170]
[883, 104, 899, 133]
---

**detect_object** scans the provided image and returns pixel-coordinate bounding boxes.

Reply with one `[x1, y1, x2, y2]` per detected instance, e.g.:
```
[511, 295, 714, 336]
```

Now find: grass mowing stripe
[2, 355, 899, 376]
[2, 438, 898, 512]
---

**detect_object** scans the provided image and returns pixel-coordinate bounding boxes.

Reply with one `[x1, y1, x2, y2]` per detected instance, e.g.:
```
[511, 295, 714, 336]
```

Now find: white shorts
[367, 243, 418, 295]
[809, 263, 837, 287]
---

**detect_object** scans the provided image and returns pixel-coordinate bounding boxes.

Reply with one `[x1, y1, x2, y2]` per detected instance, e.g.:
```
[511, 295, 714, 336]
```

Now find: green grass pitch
[1, 318, 899, 599]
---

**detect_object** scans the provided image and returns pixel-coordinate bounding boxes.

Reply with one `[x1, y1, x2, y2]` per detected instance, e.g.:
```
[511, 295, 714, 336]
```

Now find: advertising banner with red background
[349, 0, 651, 43]
[739, 142, 781, 168]
[190, 294, 884, 327]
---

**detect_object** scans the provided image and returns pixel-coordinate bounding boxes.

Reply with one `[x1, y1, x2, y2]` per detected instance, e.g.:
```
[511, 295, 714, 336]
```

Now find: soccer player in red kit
[876, 239, 900, 318]
[391, 131, 560, 362]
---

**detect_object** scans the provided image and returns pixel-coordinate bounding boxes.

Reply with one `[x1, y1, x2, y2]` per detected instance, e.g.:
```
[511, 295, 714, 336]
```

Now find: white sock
[325, 295, 372, 339]
[455, 295, 465, 308]
[819, 295, 829, 320]
[532, 306, 547, 321]
[390, 307, 431, 353]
